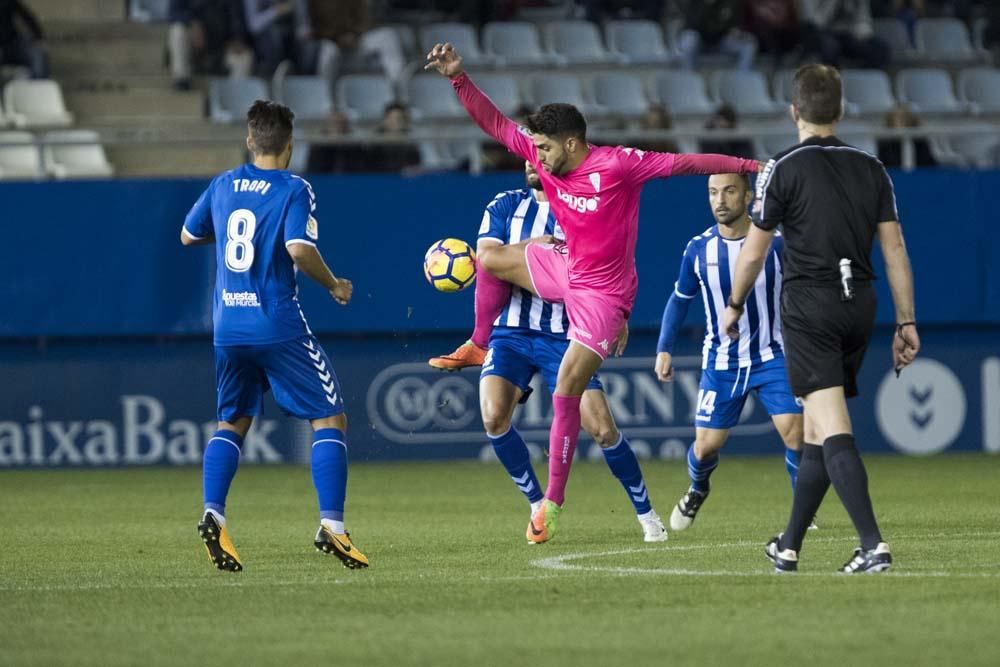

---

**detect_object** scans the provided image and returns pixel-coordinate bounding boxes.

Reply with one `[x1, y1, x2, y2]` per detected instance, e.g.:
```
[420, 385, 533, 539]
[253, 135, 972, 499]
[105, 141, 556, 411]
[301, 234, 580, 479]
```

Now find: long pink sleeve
[451, 72, 535, 161]
[615, 146, 758, 185]
[670, 153, 760, 176]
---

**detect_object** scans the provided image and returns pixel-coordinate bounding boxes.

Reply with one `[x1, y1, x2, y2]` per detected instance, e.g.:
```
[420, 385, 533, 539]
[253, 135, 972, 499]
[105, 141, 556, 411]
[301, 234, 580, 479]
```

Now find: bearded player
[425, 43, 759, 543]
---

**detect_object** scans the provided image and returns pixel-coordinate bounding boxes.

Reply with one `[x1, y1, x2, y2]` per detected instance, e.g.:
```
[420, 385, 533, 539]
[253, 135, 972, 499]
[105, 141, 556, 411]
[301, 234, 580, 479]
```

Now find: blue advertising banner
[1, 328, 996, 467]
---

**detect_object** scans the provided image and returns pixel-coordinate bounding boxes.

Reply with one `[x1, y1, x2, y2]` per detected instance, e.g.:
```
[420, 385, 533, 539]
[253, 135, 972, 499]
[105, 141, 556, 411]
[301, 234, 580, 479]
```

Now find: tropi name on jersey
[232, 178, 272, 195]
[556, 188, 600, 213]
[222, 289, 260, 307]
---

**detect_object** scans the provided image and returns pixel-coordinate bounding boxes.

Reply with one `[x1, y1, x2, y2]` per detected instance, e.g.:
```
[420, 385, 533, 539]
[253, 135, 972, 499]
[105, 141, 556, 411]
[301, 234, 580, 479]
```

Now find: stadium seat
[605, 20, 672, 64]
[593, 73, 649, 119]
[544, 20, 618, 65]
[383, 23, 420, 60]
[334, 75, 394, 123]
[3, 80, 74, 128]
[895, 69, 966, 114]
[0, 131, 41, 179]
[527, 73, 602, 116]
[873, 18, 918, 63]
[654, 71, 715, 117]
[130, 0, 170, 22]
[419, 23, 491, 66]
[407, 75, 465, 121]
[208, 77, 270, 124]
[756, 132, 799, 158]
[474, 73, 524, 115]
[771, 69, 797, 104]
[958, 67, 1000, 114]
[710, 70, 782, 115]
[274, 76, 333, 122]
[842, 69, 897, 116]
[482, 22, 552, 66]
[840, 133, 878, 157]
[915, 18, 980, 62]
[42, 130, 114, 179]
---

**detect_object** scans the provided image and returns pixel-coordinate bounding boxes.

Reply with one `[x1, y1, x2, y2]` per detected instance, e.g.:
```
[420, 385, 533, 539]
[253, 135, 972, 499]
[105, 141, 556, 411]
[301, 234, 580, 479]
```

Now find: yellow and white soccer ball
[423, 238, 477, 292]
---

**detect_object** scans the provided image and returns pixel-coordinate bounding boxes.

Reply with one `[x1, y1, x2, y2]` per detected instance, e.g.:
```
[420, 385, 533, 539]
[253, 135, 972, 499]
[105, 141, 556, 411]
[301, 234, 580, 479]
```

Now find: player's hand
[613, 322, 629, 357]
[893, 323, 920, 375]
[424, 42, 464, 78]
[722, 306, 742, 340]
[330, 278, 352, 305]
[655, 352, 674, 382]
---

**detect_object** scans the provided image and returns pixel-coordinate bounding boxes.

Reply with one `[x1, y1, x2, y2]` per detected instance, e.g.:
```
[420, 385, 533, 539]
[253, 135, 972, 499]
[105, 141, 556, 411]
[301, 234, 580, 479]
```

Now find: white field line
[0, 578, 353, 593]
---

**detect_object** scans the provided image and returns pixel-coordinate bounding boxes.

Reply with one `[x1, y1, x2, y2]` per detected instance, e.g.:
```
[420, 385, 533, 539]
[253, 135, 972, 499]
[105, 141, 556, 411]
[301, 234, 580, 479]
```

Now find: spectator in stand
[298, 0, 405, 85]
[698, 104, 754, 159]
[168, 0, 254, 91]
[308, 102, 421, 173]
[878, 104, 936, 168]
[634, 103, 680, 154]
[578, 0, 663, 23]
[677, 0, 757, 71]
[800, 0, 891, 68]
[242, 0, 309, 76]
[871, 1, 925, 46]
[744, 0, 802, 63]
[0, 0, 49, 79]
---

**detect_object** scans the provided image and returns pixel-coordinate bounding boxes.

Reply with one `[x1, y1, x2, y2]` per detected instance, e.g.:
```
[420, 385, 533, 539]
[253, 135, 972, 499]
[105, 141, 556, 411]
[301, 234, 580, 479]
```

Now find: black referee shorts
[780, 283, 877, 398]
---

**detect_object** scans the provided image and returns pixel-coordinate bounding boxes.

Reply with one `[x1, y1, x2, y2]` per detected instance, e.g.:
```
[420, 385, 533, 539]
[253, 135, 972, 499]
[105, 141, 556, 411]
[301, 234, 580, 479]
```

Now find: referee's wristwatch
[727, 298, 745, 312]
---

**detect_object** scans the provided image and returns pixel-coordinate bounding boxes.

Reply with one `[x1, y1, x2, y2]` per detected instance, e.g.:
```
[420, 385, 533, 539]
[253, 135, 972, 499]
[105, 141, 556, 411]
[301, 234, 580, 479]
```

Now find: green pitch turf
[1, 455, 998, 667]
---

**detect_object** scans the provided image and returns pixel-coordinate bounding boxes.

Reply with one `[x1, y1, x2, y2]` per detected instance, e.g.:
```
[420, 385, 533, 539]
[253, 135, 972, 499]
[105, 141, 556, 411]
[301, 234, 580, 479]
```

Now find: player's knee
[481, 404, 512, 437]
[592, 424, 620, 448]
[693, 435, 721, 459]
[778, 418, 804, 448]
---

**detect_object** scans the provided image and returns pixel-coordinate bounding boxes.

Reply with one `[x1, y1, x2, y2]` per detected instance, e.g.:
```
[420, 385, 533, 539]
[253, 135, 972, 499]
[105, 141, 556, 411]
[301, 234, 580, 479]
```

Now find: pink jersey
[451, 72, 759, 311]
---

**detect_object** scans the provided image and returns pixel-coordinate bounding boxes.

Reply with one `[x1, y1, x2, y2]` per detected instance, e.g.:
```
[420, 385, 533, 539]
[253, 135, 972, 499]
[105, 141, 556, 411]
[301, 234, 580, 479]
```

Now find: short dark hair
[525, 103, 587, 141]
[791, 64, 843, 125]
[247, 100, 295, 156]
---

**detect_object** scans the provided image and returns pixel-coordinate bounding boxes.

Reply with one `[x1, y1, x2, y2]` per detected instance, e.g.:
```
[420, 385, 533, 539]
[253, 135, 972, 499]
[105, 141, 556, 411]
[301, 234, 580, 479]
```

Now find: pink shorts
[525, 243, 627, 360]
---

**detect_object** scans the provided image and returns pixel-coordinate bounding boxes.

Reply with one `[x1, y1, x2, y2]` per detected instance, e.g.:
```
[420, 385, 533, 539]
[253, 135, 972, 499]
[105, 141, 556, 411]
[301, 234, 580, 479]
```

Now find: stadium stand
[482, 22, 553, 66]
[472, 73, 523, 115]
[895, 68, 967, 115]
[958, 67, 1000, 114]
[915, 18, 983, 63]
[710, 70, 783, 116]
[209, 77, 270, 124]
[42, 129, 114, 179]
[3, 79, 73, 128]
[407, 75, 466, 121]
[0, 130, 41, 179]
[592, 73, 649, 120]
[654, 70, 715, 118]
[273, 76, 334, 123]
[543, 20, 619, 65]
[605, 20, 673, 65]
[336, 74, 395, 123]
[842, 69, 898, 116]
[419, 23, 491, 67]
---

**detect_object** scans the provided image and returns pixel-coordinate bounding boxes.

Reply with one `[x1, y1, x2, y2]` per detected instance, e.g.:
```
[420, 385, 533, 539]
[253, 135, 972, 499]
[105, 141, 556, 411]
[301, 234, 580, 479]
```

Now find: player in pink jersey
[426, 42, 760, 543]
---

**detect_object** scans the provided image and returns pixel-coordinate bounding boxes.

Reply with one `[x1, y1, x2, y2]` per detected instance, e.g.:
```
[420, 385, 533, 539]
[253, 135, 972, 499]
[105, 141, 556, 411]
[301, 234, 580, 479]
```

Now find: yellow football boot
[198, 511, 243, 572]
[314, 526, 370, 569]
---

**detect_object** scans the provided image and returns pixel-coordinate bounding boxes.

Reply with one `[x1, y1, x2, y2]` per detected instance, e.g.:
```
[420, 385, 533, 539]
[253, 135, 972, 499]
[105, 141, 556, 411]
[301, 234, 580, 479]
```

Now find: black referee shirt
[752, 135, 898, 285]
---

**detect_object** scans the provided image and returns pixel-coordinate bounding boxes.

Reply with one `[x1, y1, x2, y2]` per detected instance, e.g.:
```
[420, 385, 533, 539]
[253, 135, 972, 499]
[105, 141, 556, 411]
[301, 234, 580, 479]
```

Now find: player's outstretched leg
[429, 244, 534, 371]
[670, 432, 724, 531]
[582, 390, 666, 542]
[198, 424, 247, 572]
[311, 419, 369, 569]
[771, 413, 818, 529]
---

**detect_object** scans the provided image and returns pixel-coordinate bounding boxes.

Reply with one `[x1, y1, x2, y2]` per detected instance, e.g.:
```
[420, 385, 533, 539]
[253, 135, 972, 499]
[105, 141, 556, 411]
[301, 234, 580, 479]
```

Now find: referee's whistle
[839, 258, 855, 302]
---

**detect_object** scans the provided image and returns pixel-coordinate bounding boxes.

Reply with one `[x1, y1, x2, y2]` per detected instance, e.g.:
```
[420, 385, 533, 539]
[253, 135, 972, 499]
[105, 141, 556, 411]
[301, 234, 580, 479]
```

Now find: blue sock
[311, 428, 348, 523]
[601, 434, 652, 515]
[785, 447, 802, 489]
[489, 427, 544, 504]
[203, 430, 242, 515]
[687, 443, 719, 495]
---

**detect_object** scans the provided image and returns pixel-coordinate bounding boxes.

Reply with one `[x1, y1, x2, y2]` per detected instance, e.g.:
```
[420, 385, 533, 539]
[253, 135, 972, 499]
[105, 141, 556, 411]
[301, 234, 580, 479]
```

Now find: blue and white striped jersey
[478, 188, 570, 336]
[673, 225, 786, 371]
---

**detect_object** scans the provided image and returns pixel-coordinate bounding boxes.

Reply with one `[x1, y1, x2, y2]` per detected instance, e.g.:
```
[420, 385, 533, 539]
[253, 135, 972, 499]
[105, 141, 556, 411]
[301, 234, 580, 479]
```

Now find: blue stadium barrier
[1, 169, 999, 338]
[0, 329, 996, 467]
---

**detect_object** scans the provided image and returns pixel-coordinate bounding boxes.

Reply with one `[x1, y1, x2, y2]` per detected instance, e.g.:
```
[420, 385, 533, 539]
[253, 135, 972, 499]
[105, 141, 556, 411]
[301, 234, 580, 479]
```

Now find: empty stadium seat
[474, 74, 524, 115]
[335, 75, 394, 123]
[407, 75, 465, 121]
[593, 73, 649, 118]
[842, 69, 897, 115]
[771, 69, 797, 104]
[130, 0, 169, 22]
[0, 131, 41, 179]
[958, 67, 1000, 114]
[840, 134, 878, 157]
[483, 22, 552, 66]
[605, 20, 671, 64]
[544, 20, 618, 65]
[528, 73, 602, 116]
[896, 69, 965, 114]
[274, 76, 333, 122]
[3, 80, 73, 128]
[209, 77, 270, 124]
[655, 71, 714, 117]
[915, 18, 979, 62]
[873, 18, 918, 63]
[419, 23, 491, 66]
[711, 70, 782, 115]
[756, 132, 799, 158]
[43, 130, 114, 179]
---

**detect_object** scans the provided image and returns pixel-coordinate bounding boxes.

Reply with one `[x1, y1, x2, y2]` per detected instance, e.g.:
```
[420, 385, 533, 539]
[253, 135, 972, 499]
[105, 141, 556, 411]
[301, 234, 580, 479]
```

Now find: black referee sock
[823, 434, 883, 551]
[781, 444, 829, 553]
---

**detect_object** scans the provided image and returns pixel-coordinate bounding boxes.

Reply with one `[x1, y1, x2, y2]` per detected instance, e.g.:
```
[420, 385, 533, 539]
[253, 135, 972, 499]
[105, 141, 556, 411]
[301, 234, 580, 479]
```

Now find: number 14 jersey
[183, 163, 317, 346]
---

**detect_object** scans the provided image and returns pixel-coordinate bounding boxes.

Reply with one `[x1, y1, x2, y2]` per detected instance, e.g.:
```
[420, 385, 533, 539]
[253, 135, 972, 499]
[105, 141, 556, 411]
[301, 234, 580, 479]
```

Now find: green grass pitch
[2, 455, 998, 666]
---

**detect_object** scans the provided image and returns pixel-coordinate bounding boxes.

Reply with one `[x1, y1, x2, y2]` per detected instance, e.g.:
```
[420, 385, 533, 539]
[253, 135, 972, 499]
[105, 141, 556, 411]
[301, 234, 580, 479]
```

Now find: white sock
[530, 500, 543, 517]
[205, 507, 226, 526]
[321, 518, 345, 534]
[637, 510, 655, 522]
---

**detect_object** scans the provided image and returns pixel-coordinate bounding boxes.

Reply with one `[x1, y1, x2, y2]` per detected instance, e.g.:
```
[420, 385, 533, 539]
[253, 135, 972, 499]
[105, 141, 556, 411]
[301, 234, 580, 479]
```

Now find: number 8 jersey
[183, 163, 317, 346]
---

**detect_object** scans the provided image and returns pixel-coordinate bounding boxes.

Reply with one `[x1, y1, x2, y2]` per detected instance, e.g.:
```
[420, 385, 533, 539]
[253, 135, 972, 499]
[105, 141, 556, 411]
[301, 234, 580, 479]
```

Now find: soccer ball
[423, 238, 477, 292]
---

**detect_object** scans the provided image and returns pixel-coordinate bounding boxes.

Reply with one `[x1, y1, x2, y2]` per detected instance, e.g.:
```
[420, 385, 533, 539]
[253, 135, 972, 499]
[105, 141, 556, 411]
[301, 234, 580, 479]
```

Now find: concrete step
[50, 41, 166, 76]
[107, 143, 246, 177]
[45, 20, 168, 41]
[58, 74, 179, 93]
[31, 0, 125, 22]
[65, 89, 205, 122]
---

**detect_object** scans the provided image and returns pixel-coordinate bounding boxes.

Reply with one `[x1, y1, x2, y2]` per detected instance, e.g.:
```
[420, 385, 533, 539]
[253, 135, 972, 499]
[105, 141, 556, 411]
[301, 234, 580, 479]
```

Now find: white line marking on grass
[0, 579, 353, 593]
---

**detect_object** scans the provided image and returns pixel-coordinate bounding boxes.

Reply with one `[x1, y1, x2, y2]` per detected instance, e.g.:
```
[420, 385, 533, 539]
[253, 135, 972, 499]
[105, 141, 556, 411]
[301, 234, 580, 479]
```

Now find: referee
[721, 64, 919, 574]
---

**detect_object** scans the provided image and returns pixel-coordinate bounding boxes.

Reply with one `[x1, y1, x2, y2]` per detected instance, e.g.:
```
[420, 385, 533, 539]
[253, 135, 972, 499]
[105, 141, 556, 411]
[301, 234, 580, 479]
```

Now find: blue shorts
[696, 357, 801, 430]
[481, 327, 602, 393]
[215, 335, 344, 422]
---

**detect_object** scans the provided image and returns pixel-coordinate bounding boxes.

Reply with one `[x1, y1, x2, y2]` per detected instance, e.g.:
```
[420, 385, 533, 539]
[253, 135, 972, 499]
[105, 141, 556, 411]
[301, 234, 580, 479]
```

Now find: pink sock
[470, 260, 510, 348]
[545, 394, 582, 506]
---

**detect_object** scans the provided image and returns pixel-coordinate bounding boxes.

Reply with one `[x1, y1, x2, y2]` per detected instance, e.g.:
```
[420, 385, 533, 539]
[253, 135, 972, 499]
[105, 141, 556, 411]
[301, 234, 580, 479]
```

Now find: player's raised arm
[616, 147, 759, 186]
[425, 42, 535, 161]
